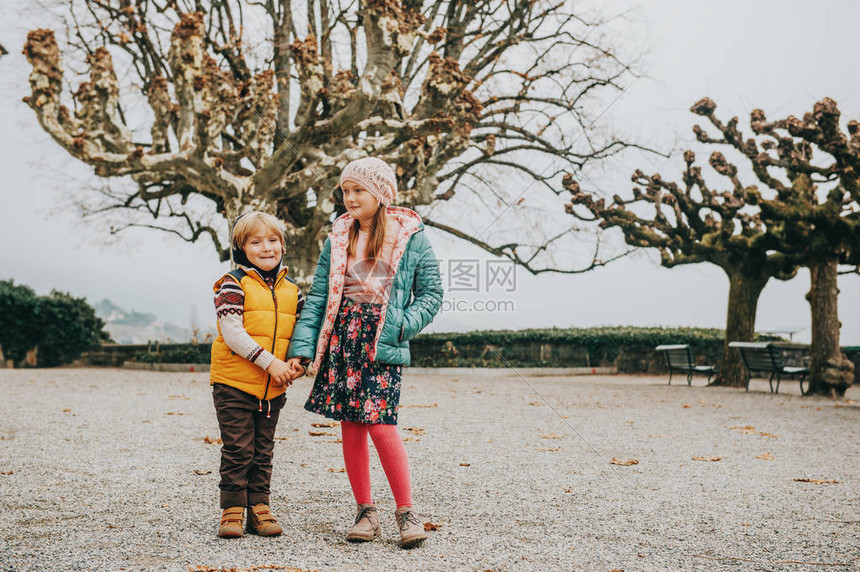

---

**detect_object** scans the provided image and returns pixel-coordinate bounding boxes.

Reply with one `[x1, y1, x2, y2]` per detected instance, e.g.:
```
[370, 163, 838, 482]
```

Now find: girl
[287, 157, 443, 549]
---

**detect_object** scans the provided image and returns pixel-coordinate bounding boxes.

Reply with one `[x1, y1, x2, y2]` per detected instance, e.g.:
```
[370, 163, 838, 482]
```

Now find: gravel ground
[0, 367, 858, 572]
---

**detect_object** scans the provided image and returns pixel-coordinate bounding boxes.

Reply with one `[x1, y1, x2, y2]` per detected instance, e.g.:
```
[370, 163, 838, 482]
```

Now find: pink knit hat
[339, 157, 398, 206]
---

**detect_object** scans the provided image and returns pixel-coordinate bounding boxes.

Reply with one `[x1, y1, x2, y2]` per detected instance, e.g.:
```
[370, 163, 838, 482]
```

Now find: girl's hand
[286, 357, 307, 380]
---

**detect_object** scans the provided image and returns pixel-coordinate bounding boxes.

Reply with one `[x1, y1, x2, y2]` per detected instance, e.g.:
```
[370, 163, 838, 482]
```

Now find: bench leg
[745, 371, 751, 392]
[800, 374, 810, 396]
[768, 371, 776, 394]
[668, 370, 672, 385]
[687, 370, 692, 387]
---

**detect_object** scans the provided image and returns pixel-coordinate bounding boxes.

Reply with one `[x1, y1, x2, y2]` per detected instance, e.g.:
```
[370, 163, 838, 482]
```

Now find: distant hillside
[93, 299, 214, 344]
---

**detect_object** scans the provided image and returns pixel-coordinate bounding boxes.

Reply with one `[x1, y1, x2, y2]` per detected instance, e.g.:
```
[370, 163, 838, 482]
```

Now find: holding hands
[267, 358, 306, 387]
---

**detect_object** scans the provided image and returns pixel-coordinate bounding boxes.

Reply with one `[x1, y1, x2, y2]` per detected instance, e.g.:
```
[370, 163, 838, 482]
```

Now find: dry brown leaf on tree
[794, 478, 840, 484]
[692, 456, 722, 462]
[611, 458, 639, 466]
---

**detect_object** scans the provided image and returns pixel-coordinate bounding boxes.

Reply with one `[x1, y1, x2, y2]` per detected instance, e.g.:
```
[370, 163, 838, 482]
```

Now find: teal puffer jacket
[288, 211, 443, 367]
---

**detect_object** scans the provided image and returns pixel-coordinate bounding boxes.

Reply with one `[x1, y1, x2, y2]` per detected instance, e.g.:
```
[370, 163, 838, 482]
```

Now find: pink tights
[340, 420, 412, 508]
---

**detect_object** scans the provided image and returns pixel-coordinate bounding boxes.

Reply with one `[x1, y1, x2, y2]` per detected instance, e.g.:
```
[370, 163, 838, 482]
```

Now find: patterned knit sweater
[214, 267, 305, 370]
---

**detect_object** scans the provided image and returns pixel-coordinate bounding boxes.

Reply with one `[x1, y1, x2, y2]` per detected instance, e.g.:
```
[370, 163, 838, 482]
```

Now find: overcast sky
[1, 0, 858, 344]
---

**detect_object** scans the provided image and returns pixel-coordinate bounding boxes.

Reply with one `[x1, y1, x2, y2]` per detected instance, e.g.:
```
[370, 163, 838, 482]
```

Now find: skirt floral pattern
[304, 297, 403, 424]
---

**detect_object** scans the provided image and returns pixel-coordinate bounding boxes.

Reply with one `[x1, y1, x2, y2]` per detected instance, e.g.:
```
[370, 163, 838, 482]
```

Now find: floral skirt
[304, 297, 403, 424]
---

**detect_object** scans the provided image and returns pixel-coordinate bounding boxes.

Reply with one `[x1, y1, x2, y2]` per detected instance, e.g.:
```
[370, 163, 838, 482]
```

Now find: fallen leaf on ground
[682, 404, 691, 408]
[423, 522, 441, 531]
[203, 436, 222, 445]
[528, 401, 542, 406]
[189, 566, 320, 572]
[273, 436, 291, 441]
[311, 421, 339, 428]
[404, 427, 426, 435]
[794, 478, 840, 484]
[327, 468, 346, 473]
[193, 469, 212, 475]
[166, 412, 186, 416]
[62, 408, 71, 413]
[309, 431, 337, 437]
[326, 439, 343, 443]
[541, 433, 562, 439]
[400, 403, 437, 408]
[459, 463, 471, 467]
[564, 488, 572, 493]
[0, 470, 13, 475]
[168, 395, 190, 400]
[535, 447, 560, 452]
[402, 437, 421, 442]
[611, 458, 638, 466]
[692, 456, 722, 462]
[756, 453, 774, 460]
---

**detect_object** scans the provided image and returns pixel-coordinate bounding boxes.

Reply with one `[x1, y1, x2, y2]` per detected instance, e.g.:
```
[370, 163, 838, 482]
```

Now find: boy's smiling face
[243, 223, 283, 271]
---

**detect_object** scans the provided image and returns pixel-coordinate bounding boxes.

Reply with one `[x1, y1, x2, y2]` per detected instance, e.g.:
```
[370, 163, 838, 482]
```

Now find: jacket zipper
[261, 272, 282, 401]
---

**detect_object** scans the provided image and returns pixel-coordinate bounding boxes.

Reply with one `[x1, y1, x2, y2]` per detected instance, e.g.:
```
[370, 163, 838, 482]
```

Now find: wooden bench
[655, 344, 717, 386]
[728, 342, 810, 395]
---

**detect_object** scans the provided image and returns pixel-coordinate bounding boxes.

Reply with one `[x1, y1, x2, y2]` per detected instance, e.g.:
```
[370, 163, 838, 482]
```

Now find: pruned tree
[22, 0, 643, 286]
[691, 97, 858, 396]
[566, 97, 859, 396]
[564, 149, 799, 388]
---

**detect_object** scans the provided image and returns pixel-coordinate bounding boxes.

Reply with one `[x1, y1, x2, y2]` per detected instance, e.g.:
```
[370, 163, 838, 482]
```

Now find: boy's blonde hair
[232, 212, 286, 250]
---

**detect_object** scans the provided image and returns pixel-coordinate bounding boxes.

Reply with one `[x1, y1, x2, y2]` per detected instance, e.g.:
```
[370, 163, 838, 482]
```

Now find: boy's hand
[286, 358, 307, 380]
[267, 359, 293, 387]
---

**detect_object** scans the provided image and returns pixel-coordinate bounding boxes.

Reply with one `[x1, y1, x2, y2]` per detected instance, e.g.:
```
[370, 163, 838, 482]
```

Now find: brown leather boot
[395, 507, 427, 549]
[218, 506, 245, 538]
[345, 504, 380, 542]
[246, 503, 283, 536]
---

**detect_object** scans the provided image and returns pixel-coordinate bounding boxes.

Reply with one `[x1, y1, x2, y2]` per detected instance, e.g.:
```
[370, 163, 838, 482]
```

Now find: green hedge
[410, 326, 781, 369]
[135, 343, 212, 364]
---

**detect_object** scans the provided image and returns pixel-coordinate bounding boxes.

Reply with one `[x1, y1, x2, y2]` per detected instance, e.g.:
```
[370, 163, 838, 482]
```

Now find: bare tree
[567, 97, 859, 395]
[22, 0, 644, 286]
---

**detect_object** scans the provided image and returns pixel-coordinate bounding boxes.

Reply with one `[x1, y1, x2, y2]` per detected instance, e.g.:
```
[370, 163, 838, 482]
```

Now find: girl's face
[342, 181, 380, 225]
[243, 224, 283, 271]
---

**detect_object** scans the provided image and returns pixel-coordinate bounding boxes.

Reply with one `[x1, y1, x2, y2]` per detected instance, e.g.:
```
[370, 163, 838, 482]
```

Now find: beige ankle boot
[395, 507, 427, 549]
[346, 503, 380, 542]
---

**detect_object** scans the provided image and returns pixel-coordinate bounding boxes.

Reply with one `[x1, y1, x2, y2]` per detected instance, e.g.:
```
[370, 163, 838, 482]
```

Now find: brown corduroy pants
[212, 382, 286, 509]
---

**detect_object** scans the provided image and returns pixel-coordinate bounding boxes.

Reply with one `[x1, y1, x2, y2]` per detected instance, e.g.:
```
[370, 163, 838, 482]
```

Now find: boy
[210, 212, 305, 538]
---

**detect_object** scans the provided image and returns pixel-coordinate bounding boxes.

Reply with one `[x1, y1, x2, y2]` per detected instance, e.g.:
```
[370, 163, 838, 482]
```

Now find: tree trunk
[714, 269, 770, 387]
[807, 260, 854, 397]
[283, 236, 323, 293]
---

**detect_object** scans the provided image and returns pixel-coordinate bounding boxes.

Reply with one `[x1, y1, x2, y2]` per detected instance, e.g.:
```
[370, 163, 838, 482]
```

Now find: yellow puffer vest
[210, 268, 300, 400]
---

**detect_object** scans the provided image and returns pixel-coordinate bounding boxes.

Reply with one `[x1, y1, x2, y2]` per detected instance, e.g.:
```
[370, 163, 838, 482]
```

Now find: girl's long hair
[347, 204, 387, 260]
